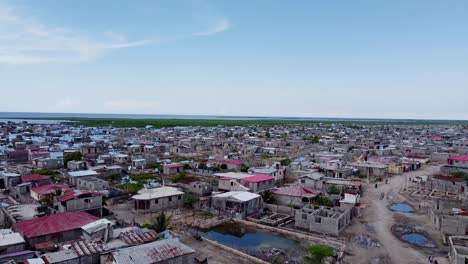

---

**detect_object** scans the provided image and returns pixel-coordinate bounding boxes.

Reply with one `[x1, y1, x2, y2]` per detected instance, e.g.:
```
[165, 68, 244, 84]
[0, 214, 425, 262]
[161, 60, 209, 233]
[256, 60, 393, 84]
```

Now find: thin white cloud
[102, 99, 161, 114]
[193, 17, 232, 36]
[0, 5, 150, 65]
[0, 1, 231, 65]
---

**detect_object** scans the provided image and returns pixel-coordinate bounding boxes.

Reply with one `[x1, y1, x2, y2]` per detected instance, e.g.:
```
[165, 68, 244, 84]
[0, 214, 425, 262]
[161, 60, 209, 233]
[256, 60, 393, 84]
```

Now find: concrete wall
[441, 215, 468, 236]
[134, 195, 184, 213]
[295, 206, 352, 236]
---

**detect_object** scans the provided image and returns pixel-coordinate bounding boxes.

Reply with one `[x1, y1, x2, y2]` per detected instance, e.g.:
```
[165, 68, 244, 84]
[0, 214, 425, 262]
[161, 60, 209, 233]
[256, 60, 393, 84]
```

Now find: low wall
[201, 237, 269, 264]
[264, 203, 296, 216]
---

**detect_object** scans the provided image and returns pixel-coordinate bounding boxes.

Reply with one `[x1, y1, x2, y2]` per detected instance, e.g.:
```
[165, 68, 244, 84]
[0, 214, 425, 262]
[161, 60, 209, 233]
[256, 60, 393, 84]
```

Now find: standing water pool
[197, 222, 303, 262]
[389, 203, 415, 213]
[401, 233, 435, 248]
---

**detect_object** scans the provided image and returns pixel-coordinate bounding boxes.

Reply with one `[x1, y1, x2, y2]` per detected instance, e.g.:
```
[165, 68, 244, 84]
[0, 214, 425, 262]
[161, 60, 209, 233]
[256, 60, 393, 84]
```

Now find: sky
[0, 0, 467, 120]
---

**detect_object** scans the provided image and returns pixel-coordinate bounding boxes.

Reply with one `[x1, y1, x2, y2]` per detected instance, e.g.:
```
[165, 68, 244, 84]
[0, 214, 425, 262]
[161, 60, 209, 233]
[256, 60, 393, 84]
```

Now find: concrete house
[15, 212, 100, 246]
[295, 205, 352, 236]
[101, 238, 195, 264]
[163, 163, 183, 175]
[0, 229, 25, 255]
[211, 191, 263, 218]
[76, 177, 109, 191]
[273, 185, 321, 207]
[132, 187, 184, 213]
[52, 191, 104, 217]
[298, 172, 325, 190]
[239, 174, 275, 193]
[449, 236, 468, 264]
[67, 170, 99, 186]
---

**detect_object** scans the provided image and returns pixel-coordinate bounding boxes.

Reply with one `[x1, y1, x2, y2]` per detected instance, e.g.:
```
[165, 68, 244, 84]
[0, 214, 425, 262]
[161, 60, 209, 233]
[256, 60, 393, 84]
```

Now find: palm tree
[261, 190, 275, 204]
[150, 211, 172, 233]
[304, 245, 336, 264]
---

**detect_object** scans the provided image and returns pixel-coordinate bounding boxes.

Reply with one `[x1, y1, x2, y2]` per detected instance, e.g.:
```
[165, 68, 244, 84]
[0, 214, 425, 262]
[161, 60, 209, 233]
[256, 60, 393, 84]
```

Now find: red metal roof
[433, 175, 465, 183]
[241, 174, 274, 183]
[31, 184, 72, 196]
[58, 191, 103, 202]
[273, 185, 321, 197]
[21, 174, 50, 182]
[449, 155, 468, 162]
[34, 241, 58, 251]
[165, 163, 183, 168]
[15, 212, 99, 238]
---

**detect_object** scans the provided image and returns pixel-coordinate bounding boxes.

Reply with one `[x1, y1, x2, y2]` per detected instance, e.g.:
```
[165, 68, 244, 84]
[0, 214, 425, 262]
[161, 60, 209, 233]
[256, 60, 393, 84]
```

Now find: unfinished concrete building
[295, 205, 352, 236]
[449, 236, 468, 264]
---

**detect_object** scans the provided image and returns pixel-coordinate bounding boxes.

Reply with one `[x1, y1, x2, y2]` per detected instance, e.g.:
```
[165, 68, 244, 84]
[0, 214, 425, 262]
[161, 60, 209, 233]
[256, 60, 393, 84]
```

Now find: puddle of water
[401, 233, 435, 248]
[200, 223, 299, 251]
[390, 203, 415, 213]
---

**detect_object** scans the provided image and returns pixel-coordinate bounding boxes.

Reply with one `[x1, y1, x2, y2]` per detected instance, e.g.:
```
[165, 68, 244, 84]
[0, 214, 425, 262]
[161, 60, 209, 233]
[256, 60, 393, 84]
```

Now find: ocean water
[0, 112, 463, 123]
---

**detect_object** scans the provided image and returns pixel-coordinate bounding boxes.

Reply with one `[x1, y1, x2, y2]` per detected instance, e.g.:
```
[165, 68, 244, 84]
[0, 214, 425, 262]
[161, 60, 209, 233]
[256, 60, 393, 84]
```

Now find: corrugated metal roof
[120, 228, 158, 246]
[70, 240, 104, 256]
[15, 212, 99, 238]
[110, 239, 194, 264]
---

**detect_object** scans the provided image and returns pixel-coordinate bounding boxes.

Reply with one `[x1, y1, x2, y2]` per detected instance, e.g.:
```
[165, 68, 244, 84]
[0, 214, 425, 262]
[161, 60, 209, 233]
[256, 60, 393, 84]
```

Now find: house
[449, 156, 468, 168]
[33, 158, 62, 169]
[113, 154, 129, 164]
[207, 159, 243, 171]
[0, 229, 26, 255]
[298, 172, 325, 190]
[28, 151, 50, 161]
[448, 236, 468, 264]
[67, 160, 87, 171]
[178, 179, 213, 197]
[67, 170, 99, 186]
[101, 238, 195, 264]
[422, 175, 466, 195]
[0, 172, 21, 189]
[30, 184, 72, 202]
[248, 163, 286, 183]
[21, 174, 50, 188]
[76, 177, 109, 191]
[52, 191, 104, 217]
[273, 185, 321, 207]
[349, 162, 388, 178]
[239, 174, 275, 193]
[163, 163, 183, 175]
[132, 187, 184, 213]
[295, 205, 352, 236]
[210, 191, 263, 218]
[132, 159, 146, 170]
[15, 212, 100, 246]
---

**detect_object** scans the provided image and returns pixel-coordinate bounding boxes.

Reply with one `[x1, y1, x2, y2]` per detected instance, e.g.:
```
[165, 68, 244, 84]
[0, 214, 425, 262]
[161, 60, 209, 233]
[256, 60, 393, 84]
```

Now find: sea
[0, 112, 464, 124]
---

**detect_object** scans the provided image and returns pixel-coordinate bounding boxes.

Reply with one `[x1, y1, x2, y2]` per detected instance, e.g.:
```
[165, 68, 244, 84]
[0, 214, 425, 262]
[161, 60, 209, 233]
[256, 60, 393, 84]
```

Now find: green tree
[183, 163, 190, 170]
[327, 185, 340, 195]
[64, 151, 82, 168]
[148, 211, 172, 233]
[220, 164, 228, 170]
[261, 190, 275, 204]
[198, 163, 208, 170]
[281, 159, 292, 166]
[240, 165, 249, 173]
[184, 194, 200, 208]
[304, 245, 336, 264]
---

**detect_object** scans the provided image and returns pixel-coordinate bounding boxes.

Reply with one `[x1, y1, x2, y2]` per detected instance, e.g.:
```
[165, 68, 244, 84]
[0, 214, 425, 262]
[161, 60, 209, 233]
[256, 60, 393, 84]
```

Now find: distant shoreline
[1, 112, 467, 127]
[0, 111, 467, 122]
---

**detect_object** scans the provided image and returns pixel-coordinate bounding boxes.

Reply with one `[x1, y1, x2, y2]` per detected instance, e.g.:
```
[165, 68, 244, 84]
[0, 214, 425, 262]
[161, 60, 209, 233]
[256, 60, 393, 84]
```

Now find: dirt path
[345, 165, 449, 264]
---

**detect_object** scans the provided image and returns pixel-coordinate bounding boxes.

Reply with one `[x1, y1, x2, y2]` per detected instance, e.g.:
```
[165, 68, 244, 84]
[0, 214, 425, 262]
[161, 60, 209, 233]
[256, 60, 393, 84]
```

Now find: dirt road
[345, 165, 449, 264]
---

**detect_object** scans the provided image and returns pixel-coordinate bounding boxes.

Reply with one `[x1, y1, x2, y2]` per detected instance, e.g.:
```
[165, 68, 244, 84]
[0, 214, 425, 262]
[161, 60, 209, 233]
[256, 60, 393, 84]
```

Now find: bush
[184, 194, 200, 208]
[64, 152, 82, 168]
[327, 185, 340, 195]
[304, 245, 336, 264]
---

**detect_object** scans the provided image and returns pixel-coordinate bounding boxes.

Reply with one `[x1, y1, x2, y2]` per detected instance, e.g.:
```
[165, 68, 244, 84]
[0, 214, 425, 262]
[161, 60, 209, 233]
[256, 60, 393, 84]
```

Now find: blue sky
[0, 0, 467, 119]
